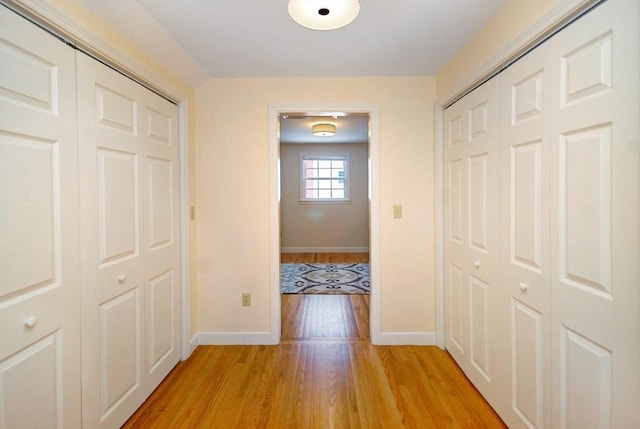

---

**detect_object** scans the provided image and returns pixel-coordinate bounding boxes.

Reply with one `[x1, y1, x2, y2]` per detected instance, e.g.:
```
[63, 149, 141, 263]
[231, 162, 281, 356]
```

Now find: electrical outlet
[242, 293, 251, 307]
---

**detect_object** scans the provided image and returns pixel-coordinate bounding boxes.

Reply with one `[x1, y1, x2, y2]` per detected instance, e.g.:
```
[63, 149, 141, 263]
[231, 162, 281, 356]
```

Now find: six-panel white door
[77, 53, 181, 429]
[498, 35, 553, 429]
[547, 2, 639, 427]
[497, 1, 638, 427]
[0, 6, 81, 429]
[444, 78, 501, 406]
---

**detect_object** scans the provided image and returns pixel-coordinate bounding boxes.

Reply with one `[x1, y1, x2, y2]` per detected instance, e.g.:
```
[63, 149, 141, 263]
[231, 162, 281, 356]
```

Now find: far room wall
[280, 142, 369, 252]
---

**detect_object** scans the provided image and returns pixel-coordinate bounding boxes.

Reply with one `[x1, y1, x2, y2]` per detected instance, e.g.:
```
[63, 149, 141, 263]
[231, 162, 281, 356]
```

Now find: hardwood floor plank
[123, 344, 505, 428]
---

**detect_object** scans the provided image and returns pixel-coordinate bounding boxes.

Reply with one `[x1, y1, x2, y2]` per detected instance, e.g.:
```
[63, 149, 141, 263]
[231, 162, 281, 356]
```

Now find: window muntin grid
[300, 155, 349, 201]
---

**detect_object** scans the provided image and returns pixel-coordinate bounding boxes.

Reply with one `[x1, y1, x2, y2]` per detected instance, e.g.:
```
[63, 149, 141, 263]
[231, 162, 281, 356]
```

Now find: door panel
[100, 289, 141, 417]
[447, 263, 465, 354]
[511, 299, 544, 429]
[468, 153, 488, 252]
[549, 2, 639, 427]
[142, 86, 180, 388]
[148, 270, 175, 370]
[499, 41, 552, 429]
[444, 77, 501, 406]
[78, 52, 180, 429]
[558, 326, 612, 429]
[470, 275, 489, 380]
[511, 141, 543, 272]
[0, 6, 80, 428]
[0, 333, 63, 429]
[97, 148, 139, 265]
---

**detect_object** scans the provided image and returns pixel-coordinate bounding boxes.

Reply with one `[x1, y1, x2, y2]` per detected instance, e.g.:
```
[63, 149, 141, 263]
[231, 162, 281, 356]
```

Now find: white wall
[280, 142, 369, 251]
[196, 77, 436, 335]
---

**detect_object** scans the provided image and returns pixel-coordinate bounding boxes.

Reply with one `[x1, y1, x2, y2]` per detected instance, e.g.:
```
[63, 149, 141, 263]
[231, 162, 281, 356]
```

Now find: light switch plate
[393, 204, 402, 219]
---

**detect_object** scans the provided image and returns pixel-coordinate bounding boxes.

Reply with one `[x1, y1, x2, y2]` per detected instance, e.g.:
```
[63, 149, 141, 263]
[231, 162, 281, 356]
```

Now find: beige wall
[436, 0, 566, 100]
[280, 142, 369, 250]
[40, 0, 200, 340]
[196, 77, 436, 334]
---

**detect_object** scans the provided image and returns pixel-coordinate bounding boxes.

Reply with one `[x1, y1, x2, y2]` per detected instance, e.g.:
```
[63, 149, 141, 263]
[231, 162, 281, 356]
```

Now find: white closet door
[444, 78, 501, 405]
[498, 1, 640, 427]
[548, 1, 639, 427]
[0, 6, 81, 429]
[77, 53, 181, 429]
[499, 40, 553, 429]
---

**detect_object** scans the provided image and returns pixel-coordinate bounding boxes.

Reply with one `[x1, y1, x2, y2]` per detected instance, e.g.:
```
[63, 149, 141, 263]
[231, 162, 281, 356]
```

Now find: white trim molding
[379, 332, 438, 346]
[198, 332, 273, 346]
[269, 103, 381, 345]
[190, 333, 199, 354]
[437, 0, 594, 107]
[281, 247, 369, 253]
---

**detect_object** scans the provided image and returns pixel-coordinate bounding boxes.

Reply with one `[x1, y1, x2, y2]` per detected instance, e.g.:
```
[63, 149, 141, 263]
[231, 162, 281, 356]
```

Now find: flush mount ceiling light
[288, 0, 360, 31]
[312, 123, 336, 136]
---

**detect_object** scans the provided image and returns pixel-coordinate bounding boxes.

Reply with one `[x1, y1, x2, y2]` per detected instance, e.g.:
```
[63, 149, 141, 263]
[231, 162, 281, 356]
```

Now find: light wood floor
[123, 253, 506, 428]
[281, 252, 370, 341]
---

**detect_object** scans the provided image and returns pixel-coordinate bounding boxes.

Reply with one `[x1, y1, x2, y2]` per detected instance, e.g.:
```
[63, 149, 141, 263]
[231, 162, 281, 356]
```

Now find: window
[300, 154, 349, 201]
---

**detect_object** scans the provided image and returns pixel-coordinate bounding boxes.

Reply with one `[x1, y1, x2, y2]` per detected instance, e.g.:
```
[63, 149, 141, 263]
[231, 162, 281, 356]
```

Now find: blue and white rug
[280, 263, 370, 294]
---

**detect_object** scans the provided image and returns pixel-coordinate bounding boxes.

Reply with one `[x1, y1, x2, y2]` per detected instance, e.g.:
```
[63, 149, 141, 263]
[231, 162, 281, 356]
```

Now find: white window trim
[299, 153, 351, 202]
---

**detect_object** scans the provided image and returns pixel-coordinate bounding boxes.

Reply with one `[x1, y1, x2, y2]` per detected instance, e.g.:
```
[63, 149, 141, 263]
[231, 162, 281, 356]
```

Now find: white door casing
[268, 104, 381, 345]
[0, 6, 81, 429]
[77, 52, 181, 429]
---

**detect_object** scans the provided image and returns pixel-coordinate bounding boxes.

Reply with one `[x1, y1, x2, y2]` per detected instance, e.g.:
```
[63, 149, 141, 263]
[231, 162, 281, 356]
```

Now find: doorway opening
[278, 111, 370, 341]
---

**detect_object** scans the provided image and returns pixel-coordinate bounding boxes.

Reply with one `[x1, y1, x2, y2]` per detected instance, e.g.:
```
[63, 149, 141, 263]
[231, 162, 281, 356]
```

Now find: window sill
[298, 199, 352, 204]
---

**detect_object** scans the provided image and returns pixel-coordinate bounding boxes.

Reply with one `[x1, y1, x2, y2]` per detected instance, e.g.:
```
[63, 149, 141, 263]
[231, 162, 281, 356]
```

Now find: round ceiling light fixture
[312, 123, 336, 136]
[288, 0, 360, 31]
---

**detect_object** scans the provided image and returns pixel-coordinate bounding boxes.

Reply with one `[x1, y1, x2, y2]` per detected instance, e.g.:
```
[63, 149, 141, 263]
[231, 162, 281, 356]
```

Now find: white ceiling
[77, 0, 507, 86]
[75, 0, 507, 143]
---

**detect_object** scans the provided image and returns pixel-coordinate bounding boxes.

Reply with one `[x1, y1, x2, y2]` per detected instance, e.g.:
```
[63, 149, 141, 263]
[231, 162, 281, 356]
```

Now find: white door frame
[268, 104, 381, 344]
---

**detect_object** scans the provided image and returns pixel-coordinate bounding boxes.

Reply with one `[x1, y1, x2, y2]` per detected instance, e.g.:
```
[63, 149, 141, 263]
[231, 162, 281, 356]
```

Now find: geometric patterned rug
[280, 263, 370, 294]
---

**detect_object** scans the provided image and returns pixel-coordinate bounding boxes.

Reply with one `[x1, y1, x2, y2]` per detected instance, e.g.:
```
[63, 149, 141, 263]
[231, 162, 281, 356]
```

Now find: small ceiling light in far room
[288, 0, 360, 31]
[312, 123, 336, 136]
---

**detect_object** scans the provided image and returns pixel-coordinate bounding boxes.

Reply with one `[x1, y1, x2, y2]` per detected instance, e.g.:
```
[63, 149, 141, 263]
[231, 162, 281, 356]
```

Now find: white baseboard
[189, 333, 199, 354]
[198, 332, 273, 345]
[281, 246, 369, 253]
[378, 332, 437, 346]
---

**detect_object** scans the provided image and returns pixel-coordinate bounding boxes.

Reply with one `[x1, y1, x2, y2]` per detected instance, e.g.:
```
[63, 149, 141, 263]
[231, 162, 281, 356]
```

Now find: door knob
[24, 315, 38, 329]
[519, 282, 528, 292]
[473, 260, 480, 268]
[117, 274, 127, 284]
